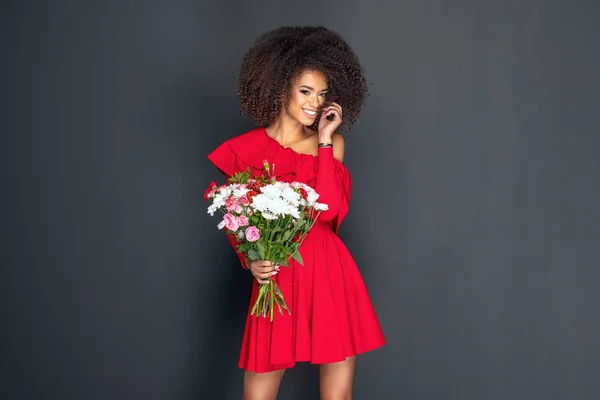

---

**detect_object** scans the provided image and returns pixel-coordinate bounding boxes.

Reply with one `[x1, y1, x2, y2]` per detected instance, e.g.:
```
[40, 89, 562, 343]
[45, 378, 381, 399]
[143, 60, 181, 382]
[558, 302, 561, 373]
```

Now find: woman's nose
[309, 95, 321, 108]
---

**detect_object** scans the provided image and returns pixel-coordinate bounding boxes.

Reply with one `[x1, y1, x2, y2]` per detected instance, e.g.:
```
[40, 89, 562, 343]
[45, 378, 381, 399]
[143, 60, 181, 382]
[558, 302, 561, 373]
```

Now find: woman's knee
[319, 357, 356, 400]
[242, 369, 285, 400]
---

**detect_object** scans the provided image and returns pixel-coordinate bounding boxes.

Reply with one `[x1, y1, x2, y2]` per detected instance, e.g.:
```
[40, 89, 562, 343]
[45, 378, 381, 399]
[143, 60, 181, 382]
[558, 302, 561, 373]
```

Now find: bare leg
[319, 356, 356, 400]
[242, 369, 286, 400]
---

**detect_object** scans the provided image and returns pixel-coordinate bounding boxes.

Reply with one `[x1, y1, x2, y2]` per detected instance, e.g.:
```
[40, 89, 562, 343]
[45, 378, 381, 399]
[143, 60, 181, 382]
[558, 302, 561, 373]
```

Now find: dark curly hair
[236, 26, 368, 132]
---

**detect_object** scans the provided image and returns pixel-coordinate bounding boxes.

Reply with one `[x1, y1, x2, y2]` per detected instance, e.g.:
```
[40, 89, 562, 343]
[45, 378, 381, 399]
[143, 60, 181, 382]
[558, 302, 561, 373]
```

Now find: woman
[208, 26, 385, 399]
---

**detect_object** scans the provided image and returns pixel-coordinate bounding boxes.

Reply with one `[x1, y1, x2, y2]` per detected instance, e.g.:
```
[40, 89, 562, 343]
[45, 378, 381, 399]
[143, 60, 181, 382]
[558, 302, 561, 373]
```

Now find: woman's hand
[318, 102, 343, 142]
[245, 258, 280, 284]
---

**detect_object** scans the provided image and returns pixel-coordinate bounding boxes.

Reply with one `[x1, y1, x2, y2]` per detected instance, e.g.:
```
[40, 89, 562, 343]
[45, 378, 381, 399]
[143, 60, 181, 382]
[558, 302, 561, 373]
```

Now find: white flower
[217, 219, 226, 229]
[244, 180, 328, 220]
[233, 187, 250, 198]
[212, 192, 227, 208]
[267, 197, 290, 216]
[274, 181, 289, 192]
[306, 190, 320, 204]
[220, 186, 233, 197]
[286, 205, 301, 219]
[314, 202, 329, 211]
[295, 182, 312, 192]
[281, 186, 301, 206]
[207, 204, 218, 216]
[261, 184, 282, 199]
[262, 212, 277, 220]
[251, 193, 270, 213]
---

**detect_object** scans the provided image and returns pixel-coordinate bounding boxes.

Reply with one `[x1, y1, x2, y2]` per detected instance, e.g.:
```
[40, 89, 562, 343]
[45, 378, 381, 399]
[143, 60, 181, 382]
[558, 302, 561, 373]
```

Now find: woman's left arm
[313, 100, 352, 229]
[314, 133, 351, 223]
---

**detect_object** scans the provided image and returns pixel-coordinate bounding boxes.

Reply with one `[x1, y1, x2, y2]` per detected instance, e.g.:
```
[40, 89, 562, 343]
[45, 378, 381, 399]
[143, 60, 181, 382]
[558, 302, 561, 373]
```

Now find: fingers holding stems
[247, 259, 280, 284]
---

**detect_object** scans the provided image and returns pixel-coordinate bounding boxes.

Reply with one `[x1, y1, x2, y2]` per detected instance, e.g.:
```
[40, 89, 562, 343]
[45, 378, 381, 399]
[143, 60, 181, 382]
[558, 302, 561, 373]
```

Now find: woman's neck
[265, 114, 313, 147]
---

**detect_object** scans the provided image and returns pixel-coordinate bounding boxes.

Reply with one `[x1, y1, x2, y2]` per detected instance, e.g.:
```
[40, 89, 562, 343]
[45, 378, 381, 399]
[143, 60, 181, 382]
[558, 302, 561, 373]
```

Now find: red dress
[208, 127, 386, 373]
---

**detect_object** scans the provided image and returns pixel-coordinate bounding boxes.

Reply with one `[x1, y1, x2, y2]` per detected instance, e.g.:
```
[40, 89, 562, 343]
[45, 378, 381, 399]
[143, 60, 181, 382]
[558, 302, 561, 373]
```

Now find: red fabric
[207, 127, 386, 373]
[227, 232, 248, 269]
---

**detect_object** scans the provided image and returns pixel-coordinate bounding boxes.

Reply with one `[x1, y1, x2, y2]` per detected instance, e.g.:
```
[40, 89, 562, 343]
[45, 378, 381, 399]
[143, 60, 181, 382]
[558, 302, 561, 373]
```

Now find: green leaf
[291, 250, 304, 266]
[256, 240, 266, 259]
[227, 168, 253, 184]
[247, 248, 260, 261]
[273, 243, 285, 258]
[281, 230, 293, 242]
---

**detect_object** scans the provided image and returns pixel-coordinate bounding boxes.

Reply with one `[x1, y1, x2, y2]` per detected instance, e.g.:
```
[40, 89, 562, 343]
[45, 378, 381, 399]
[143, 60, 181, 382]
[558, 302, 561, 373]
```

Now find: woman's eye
[301, 90, 310, 95]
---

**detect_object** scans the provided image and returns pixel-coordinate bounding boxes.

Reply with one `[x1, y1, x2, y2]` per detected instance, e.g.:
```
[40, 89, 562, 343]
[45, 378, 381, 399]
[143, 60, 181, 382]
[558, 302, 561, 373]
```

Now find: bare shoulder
[332, 133, 345, 163]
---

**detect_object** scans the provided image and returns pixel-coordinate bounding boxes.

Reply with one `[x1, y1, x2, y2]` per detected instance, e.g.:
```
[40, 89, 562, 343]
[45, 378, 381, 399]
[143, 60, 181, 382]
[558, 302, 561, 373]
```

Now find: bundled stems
[249, 210, 322, 322]
[205, 165, 329, 323]
[251, 278, 290, 322]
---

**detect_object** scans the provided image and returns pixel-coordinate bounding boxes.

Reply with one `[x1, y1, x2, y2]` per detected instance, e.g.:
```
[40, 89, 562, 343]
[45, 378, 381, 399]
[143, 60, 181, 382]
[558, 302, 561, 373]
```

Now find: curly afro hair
[237, 26, 368, 132]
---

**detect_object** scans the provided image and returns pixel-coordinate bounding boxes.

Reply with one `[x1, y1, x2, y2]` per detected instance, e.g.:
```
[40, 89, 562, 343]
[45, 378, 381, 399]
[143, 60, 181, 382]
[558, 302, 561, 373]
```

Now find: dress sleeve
[207, 141, 237, 177]
[314, 146, 352, 232]
[227, 232, 249, 269]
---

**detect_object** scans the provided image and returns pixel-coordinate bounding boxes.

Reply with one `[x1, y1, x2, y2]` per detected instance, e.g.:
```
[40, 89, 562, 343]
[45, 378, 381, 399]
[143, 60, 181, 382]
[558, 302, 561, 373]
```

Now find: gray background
[1, 1, 599, 399]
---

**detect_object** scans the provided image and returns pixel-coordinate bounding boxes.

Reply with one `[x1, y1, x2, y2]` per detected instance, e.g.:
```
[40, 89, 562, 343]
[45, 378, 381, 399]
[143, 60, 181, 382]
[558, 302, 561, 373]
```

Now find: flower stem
[270, 279, 274, 321]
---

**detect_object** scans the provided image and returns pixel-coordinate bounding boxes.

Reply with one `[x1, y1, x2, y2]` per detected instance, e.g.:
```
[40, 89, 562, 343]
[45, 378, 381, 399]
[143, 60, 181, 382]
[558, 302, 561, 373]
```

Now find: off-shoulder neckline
[261, 127, 318, 159]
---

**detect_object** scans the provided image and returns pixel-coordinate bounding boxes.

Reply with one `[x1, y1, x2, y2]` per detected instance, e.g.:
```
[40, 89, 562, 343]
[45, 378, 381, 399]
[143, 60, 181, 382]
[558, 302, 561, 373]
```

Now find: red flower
[247, 190, 259, 201]
[299, 188, 308, 200]
[204, 181, 217, 201]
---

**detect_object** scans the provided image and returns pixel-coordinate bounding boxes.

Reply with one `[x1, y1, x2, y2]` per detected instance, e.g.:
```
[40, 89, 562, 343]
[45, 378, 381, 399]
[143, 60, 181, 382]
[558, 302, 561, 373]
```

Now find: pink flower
[223, 213, 239, 231]
[225, 196, 242, 213]
[245, 226, 260, 242]
[238, 215, 249, 226]
[240, 196, 250, 206]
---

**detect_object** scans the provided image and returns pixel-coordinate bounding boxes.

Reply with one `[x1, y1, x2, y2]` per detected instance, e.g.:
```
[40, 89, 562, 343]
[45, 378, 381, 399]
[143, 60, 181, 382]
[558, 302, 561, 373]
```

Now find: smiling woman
[236, 26, 368, 135]
[288, 71, 329, 126]
[207, 26, 385, 400]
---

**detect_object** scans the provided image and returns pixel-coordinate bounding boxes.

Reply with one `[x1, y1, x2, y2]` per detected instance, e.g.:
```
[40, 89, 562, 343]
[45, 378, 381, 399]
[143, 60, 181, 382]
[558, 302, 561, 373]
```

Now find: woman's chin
[287, 112, 317, 127]
[300, 116, 317, 126]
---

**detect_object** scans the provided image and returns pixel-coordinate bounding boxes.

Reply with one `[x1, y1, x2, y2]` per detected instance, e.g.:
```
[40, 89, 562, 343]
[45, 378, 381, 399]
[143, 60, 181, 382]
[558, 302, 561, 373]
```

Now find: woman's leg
[319, 356, 356, 400]
[242, 369, 286, 400]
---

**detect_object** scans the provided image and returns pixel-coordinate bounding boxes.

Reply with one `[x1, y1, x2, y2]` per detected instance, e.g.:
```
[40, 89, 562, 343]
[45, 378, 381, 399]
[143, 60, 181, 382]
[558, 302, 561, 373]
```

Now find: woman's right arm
[226, 232, 279, 283]
[208, 145, 280, 284]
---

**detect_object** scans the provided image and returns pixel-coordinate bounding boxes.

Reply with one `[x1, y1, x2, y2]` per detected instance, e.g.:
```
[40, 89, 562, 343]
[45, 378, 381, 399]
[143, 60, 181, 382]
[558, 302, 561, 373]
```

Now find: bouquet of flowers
[205, 160, 328, 321]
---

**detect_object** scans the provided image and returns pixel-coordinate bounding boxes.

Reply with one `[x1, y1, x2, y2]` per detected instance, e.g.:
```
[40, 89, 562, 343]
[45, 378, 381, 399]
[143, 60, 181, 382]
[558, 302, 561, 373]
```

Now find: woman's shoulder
[207, 127, 272, 176]
[208, 127, 267, 157]
[224, 126, 265, 144]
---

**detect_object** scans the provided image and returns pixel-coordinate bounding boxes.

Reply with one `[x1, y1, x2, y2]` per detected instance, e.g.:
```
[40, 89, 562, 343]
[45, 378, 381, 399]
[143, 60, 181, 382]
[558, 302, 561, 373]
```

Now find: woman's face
[284, 70, 328, 126]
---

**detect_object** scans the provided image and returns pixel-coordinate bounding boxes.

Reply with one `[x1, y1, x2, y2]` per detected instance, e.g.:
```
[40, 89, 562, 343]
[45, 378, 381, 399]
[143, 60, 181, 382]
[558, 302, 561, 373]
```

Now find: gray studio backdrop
[1, 1, 599, 399]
